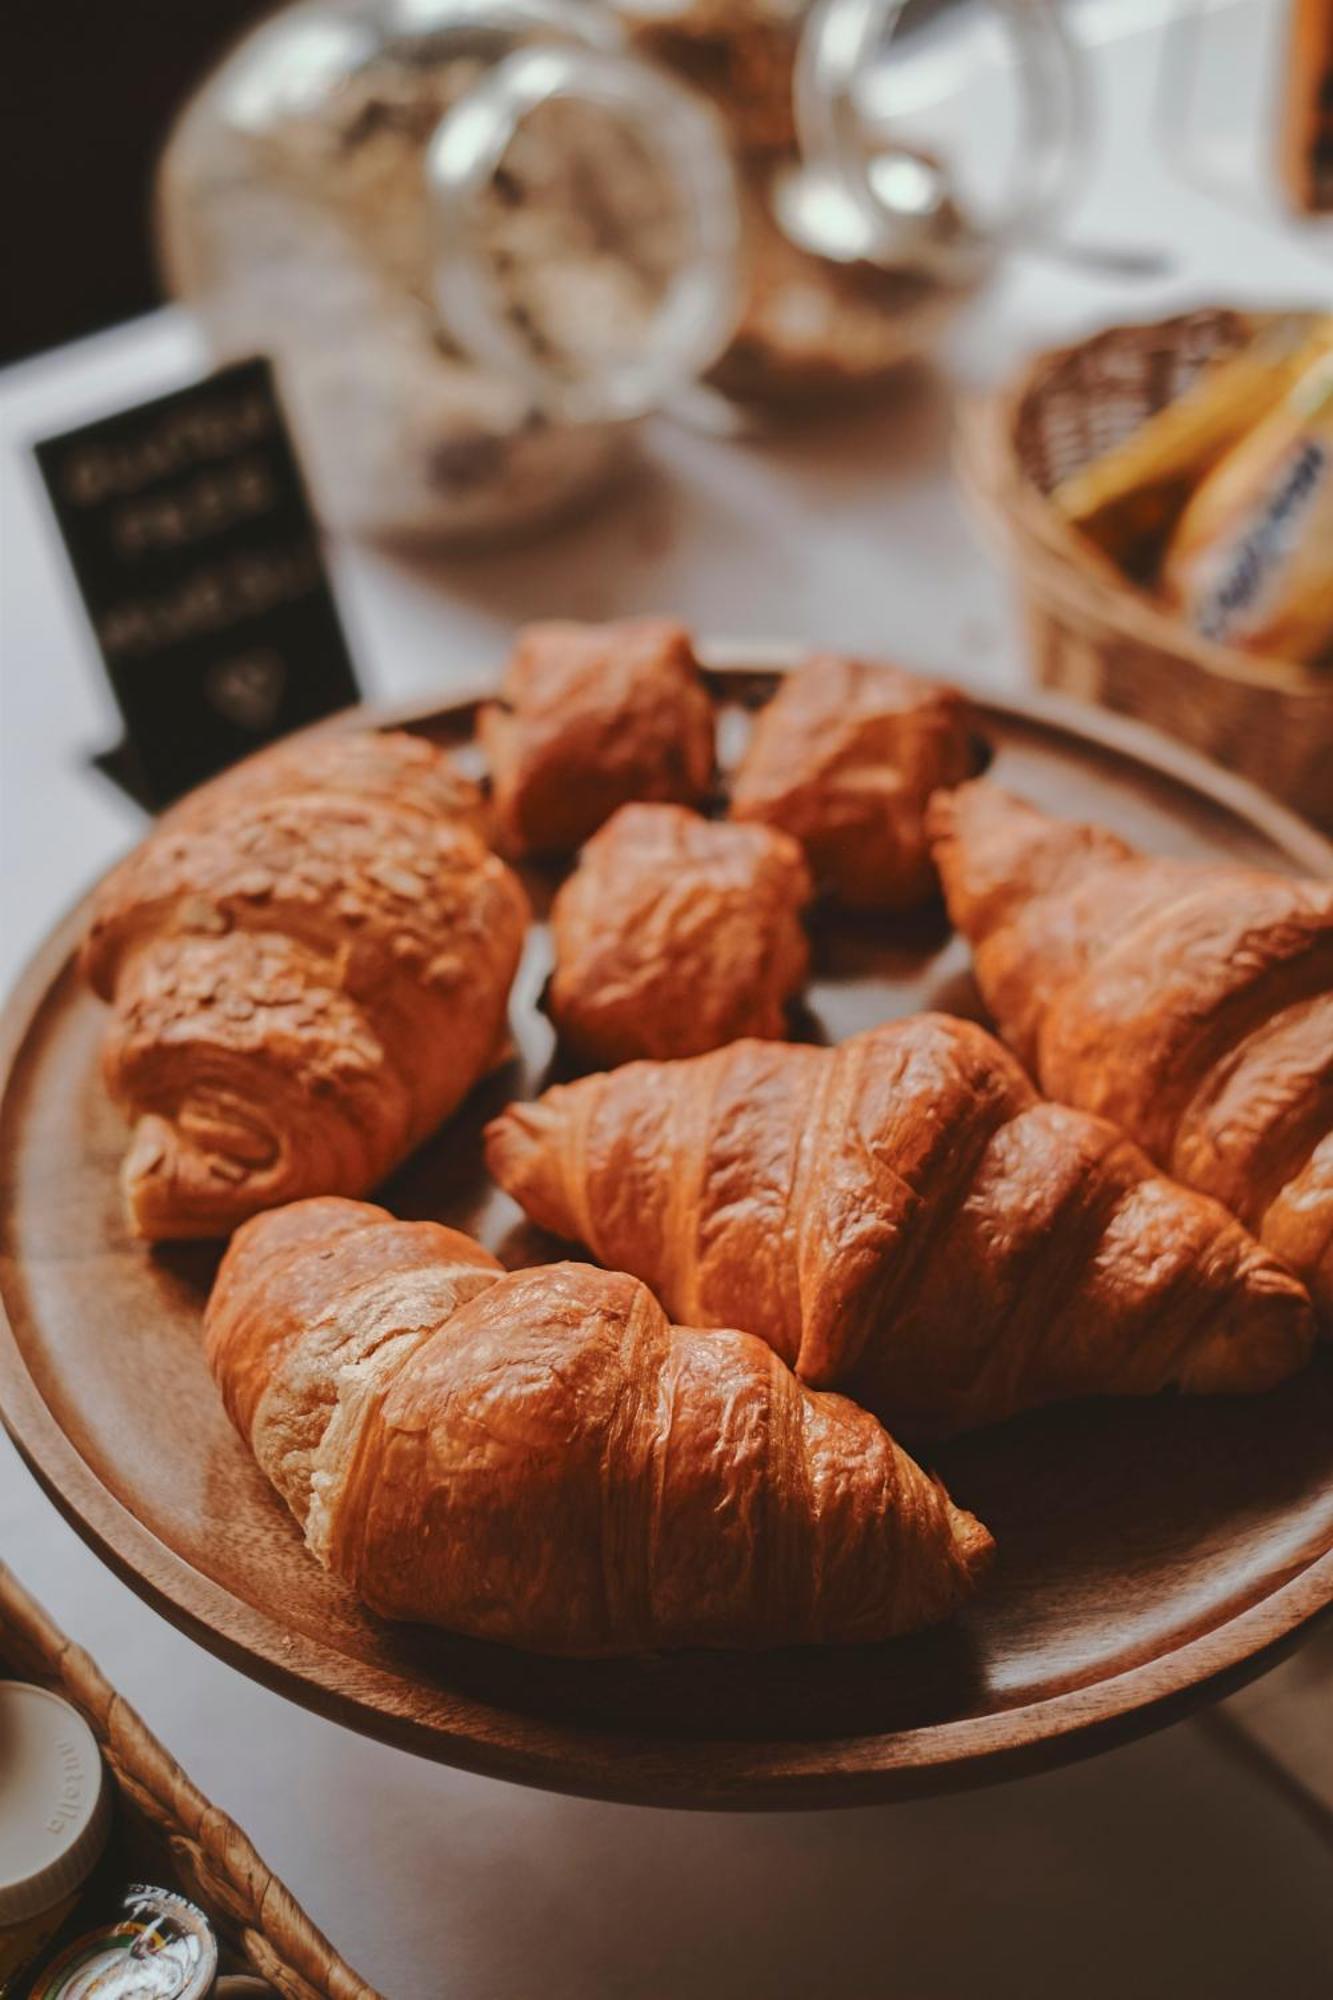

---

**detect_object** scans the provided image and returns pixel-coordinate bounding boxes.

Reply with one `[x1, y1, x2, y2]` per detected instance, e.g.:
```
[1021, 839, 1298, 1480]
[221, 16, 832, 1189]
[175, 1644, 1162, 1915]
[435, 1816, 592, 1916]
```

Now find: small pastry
[479, 617, 715, 856]
[730, 655, 975, 909]
[204, 1196, 993, 1655]
[547, 803, 812, 1065]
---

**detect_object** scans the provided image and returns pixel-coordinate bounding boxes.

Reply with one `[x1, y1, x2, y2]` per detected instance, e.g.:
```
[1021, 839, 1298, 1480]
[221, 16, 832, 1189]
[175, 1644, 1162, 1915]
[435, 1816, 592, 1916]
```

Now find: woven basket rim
[962, 308, 1333, 702]
[0, 1558, 381, 2000]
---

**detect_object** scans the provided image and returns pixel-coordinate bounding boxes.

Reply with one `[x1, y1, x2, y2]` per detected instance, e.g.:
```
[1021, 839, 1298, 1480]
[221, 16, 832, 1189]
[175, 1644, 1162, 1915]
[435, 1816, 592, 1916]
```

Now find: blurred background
[5, 1, 277, 362]
[5, 2, 1327, 351]
[4, 0, 971, 361]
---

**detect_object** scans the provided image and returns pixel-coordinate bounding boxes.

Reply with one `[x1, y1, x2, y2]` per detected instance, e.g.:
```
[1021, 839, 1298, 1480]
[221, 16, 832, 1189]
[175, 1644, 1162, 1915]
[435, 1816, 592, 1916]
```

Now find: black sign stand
[35, 356, 361, 812]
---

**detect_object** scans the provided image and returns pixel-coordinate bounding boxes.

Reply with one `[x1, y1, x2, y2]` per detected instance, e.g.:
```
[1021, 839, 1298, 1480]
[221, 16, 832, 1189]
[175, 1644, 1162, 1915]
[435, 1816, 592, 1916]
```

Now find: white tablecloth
[2, 5, 1330, 1994]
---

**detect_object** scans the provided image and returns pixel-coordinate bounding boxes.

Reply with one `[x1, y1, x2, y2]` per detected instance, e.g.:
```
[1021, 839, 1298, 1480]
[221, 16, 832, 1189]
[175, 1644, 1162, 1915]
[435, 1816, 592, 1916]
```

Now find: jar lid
[0, 1683, 112, 1925]
[33, 1884, 218, 1999]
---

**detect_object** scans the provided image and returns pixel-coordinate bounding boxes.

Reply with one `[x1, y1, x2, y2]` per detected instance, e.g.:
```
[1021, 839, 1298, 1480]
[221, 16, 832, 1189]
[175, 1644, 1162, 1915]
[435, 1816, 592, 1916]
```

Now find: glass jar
[158, 0, 742, 541]
[618, 1, 1085, 400]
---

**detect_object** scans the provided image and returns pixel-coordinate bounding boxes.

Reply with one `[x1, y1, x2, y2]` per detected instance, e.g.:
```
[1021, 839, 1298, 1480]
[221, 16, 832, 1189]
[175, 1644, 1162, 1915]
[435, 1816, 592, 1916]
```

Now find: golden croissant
[928, 780, 1333, 1319]
[485, 1013, 1314, 1436]
[547, 803, 812, 1065]
[204, 1197, 992, 1654]
[81, 730, 528, 1241]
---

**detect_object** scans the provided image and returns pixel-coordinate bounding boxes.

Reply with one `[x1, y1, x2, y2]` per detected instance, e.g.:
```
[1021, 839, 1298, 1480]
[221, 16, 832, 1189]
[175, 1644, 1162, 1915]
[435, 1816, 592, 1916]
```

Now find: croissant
[81, 730, 528, 1241]
[928, 781, 1333, 1319]
[204, 1196, 992, 1654]
[485, 1013, 1314, 1436]
[479, 618, 716, 857]
[730, 655, 976, 909]
[547, 803, 812, 1065]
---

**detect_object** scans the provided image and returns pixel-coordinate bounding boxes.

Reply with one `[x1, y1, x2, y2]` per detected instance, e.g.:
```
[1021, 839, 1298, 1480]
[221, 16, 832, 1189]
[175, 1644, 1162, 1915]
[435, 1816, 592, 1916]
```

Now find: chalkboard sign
[35, 357, 361, 808]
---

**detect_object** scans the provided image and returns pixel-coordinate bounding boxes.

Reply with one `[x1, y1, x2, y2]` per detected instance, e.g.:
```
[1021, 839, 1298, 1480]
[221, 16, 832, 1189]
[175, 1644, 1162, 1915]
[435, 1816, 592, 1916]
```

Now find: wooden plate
[2, 650, 1331, 1810]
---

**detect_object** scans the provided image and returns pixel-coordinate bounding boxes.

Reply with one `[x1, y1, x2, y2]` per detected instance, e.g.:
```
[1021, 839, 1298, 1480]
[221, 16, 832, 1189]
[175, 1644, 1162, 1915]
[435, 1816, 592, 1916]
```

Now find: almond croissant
[547, 803, 812, 1065]
[81, 730, 528, 1241]
[204, 1197, 992, 1654]
[485, 1014, 1314, 1436]
[168, 723, 492, 839]
[928, 781, 1333, 1319]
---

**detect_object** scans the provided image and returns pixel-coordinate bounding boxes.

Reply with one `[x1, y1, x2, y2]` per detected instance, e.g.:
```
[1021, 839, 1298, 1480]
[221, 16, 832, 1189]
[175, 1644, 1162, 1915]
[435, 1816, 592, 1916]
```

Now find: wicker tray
[0, 1561, 378, 2000]
[957, 308, 1333, 831]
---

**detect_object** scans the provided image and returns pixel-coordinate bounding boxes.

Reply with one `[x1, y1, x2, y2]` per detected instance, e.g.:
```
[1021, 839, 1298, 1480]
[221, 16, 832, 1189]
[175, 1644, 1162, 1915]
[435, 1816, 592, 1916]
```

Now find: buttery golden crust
[730, 655, 976, 909]
[205, 1198, 992, 1654]
[204, 1196, 503, 1522]
[161, 726, 491, 842]
[547, 803, 812, 1065]
[485, 1014, 1315, 1437]
[81, 732, 528, 1240]
[479, 619, 716, 856]
[928, 781, 1333, 1319]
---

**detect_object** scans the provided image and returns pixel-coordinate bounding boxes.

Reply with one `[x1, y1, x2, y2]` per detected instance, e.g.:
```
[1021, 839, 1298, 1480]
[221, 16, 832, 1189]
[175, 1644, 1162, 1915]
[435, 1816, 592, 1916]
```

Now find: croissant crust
[928, 780, 1333, 1319]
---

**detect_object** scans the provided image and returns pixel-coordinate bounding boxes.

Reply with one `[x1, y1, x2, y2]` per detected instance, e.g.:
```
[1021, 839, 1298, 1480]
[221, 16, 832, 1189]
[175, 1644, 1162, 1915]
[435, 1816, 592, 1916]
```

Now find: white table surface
[2, 5, 1331, 1995]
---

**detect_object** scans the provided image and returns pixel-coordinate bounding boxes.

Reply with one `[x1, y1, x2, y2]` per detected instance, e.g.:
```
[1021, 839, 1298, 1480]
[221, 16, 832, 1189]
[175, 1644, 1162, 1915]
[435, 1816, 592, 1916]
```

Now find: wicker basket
[957, 309, 1333, 832]
[0, 1561, 380, 2000]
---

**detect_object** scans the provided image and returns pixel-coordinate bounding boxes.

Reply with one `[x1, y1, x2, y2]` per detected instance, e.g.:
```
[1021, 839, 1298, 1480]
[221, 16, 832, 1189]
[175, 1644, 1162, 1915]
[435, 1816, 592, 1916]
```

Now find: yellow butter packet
[1161, 349, 1333, 664]
[1052, 313, 1333, 572]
